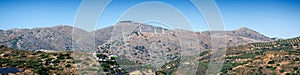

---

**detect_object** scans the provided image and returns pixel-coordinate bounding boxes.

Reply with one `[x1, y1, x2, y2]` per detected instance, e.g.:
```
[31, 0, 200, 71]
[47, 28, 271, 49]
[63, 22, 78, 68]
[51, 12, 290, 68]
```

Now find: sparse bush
[280, 69, 285, 73]
[276, 64, 280, 66]
[66, 56, 73, 59]
[199, 51, 209, 56]
[268, 60, 275, 64]
[266, 66, 272, 68]
[52, 59, 60, 63]
[294, 66, 298, 70]
[65, 64, 71, 68]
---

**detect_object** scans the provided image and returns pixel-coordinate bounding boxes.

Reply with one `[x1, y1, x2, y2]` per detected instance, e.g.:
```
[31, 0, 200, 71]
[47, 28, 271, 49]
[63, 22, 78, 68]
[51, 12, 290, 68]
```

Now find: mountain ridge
[0, 21, 274, 51]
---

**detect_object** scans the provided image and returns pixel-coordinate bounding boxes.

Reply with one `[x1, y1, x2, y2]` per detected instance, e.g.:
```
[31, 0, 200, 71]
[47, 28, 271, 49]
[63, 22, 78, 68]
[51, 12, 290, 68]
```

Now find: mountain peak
[231, 27, 273, 41]
[235, 27, 259, 34]
[237, 27, 253, 31]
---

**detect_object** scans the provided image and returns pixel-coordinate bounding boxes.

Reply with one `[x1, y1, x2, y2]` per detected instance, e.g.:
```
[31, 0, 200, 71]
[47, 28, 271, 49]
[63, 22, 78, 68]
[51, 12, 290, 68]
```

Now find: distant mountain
[0, 21, 274, 51]
[233, 27, 271, 41]
[0, 25, 81, 50]
[225, 27, 273, 46]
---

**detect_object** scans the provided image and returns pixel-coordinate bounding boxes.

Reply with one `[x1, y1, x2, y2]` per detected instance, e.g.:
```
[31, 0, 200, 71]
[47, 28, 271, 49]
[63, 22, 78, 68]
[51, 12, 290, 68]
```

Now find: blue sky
[0, 0, 299, 39]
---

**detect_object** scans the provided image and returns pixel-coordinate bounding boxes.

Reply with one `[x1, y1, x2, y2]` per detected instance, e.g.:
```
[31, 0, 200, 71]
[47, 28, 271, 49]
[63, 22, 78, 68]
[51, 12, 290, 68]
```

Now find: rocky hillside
[93, 21, 275, 74]
[0, 21, 273, 51]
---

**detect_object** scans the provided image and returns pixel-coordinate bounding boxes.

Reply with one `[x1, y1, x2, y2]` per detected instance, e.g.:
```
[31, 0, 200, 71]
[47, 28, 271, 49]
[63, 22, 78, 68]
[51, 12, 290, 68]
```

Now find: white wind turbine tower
[177, 24, 181, 33]
[122, 31, 125, 41]
[121, 26, 128, 41]
[139, 24, 142, 32]
[154, 26, 157, 34]
[162, 28, 165, 34]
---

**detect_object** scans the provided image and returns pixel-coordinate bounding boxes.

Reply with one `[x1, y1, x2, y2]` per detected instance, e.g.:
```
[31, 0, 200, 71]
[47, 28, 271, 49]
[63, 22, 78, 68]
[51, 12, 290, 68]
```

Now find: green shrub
[40, 54, 48, 58]
[280, 69, 285, 73]
[199, 51, 209, 56]
[57, 55, 65, 60]
[101, 63, 110, 71]
[74, 60, 81, 63]
[294, 58, 300, 61]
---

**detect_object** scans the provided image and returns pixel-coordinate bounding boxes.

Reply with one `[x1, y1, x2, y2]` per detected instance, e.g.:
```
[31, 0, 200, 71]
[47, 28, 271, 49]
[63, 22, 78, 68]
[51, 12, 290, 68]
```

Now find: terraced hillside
[198, 36, 300, 75]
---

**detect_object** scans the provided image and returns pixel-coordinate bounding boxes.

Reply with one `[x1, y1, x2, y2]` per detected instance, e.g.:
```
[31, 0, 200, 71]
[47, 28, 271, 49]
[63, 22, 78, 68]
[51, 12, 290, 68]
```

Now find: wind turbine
[154, 26, 157, 34]
[162, 28, 165, 34]
[139, 24, 142, 32]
